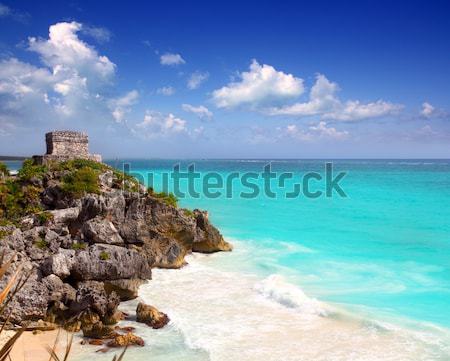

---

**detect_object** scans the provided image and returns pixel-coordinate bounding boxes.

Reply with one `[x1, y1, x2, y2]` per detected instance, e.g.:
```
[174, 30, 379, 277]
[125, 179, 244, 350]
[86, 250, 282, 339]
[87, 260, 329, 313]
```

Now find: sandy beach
[2, 330, 72, 361]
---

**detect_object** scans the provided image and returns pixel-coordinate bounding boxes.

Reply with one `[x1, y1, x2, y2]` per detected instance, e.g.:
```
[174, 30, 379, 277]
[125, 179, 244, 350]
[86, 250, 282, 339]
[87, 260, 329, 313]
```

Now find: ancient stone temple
[33, 131, 102, 164]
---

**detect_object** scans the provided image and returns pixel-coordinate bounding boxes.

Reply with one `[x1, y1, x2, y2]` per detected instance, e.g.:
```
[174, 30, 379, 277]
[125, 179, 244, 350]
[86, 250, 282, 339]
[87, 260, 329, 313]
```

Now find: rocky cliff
[0, 159, 231, 334]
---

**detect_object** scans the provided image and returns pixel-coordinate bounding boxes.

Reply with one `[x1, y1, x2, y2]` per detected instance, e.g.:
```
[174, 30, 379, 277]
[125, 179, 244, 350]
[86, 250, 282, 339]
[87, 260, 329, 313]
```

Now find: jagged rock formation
[33, 131, 102, 165]
[0, 157, 231, 334]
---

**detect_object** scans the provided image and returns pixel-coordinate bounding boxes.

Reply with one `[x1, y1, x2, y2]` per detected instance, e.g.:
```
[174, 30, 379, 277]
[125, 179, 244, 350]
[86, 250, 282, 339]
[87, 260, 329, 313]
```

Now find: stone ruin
[33, 131, 102, 165]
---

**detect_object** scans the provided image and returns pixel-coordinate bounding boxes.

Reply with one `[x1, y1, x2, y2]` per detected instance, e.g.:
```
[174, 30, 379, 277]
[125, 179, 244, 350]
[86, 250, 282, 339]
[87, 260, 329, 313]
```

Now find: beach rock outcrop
[82, 217, 124, 245]
[104, 279, 146, 301]
[107, 332, 145, 347]
[136, 302, 170, 329]
[0, 155, 231, 333]
[192, 210, 233, 253]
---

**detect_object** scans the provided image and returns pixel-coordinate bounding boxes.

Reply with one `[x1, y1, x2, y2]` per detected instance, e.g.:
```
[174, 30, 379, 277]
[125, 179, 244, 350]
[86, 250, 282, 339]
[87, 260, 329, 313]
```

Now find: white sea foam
[136, 251, 450, 361]
[254, 274, 327, 315]
[71, 243, 450, 361]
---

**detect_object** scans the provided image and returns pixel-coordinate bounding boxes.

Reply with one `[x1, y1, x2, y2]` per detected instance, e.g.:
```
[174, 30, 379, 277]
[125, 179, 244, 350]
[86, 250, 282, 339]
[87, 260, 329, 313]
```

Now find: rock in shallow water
[136, 302, 170, 329]
[107, 332, 145, 347]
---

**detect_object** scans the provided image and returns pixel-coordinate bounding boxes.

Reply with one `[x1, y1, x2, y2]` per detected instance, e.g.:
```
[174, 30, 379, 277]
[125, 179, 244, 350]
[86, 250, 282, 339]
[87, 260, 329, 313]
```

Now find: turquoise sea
[5, 159, 450, 360]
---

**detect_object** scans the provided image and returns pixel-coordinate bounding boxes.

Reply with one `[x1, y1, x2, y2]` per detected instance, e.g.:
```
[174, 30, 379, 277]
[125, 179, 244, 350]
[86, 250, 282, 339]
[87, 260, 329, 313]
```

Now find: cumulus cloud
[157, 86, 175, 96]
[268, 74, 402, 121]
[134, 111, 187, 138]
[421, 102, 435, 118]
[160, 53, 185, 66]
[187, 71, 209, 89]
[28, 22, 116, 82]
[0, 21, 132, 134]
[110, 90, 139, 123]
[212, 60, 304, 108]
[283, 121, 349, 141]
[182, 104, 213, 120]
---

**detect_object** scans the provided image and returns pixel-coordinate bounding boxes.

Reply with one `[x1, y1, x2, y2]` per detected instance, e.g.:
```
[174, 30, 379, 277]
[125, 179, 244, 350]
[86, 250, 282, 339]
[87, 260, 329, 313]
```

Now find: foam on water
[70, 243, 450, 361]
[69, 159, 450, 360]
[254, 274, 328, 315]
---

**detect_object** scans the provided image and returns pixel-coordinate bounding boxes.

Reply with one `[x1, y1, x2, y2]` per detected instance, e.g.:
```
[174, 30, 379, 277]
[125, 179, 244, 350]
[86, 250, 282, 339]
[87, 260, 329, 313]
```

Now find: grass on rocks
[0, 157, 184, 228]
[147, 187, 178, 207]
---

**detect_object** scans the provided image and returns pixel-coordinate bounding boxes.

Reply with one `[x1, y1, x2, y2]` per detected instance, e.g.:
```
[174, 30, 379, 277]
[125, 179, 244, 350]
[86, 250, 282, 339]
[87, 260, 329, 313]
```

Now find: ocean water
[5, 159, 450, 360]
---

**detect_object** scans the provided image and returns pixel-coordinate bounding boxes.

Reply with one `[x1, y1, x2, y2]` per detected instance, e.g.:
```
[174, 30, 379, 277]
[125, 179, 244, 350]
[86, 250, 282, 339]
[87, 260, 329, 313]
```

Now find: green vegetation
[113, 170, 140, 192]
[17, 159, 47, 181]
[0, 228, 12, 239]
[0, 180, 43, 223]
[148, 187, 179, 207]
[34, 238, 48, 249]
[50, 158, 108, 172]
[0, 157, 147, 225]
[183, 209, 195, 218]
[99, 251, 110, 260]
[36, 211, 54, 225]
[71, 242, 87, 250]
[0, 162, 9, 177]
[61, 167, 101, 197]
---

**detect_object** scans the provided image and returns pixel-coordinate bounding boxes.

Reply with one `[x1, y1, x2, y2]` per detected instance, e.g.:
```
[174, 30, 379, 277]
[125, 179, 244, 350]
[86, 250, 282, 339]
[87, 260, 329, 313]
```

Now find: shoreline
[4, 242, 450, 361]
[4, 330, 61, 361]
[67, 243, 450, 361]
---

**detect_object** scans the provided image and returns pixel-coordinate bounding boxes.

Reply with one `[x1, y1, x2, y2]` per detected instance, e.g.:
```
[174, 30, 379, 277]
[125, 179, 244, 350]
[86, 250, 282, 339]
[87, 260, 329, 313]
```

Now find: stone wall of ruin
[33, 130, 102, 165]
[46, 131, 89, 157]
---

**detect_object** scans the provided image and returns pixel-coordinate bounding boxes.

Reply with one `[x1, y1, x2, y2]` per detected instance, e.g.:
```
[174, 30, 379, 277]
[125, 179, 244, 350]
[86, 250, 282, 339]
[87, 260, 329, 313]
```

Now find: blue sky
[0, 0, 449, 158]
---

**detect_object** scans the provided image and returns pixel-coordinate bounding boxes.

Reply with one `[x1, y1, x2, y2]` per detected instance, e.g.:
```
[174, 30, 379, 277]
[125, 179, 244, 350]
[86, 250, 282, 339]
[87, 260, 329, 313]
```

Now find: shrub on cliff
[61, 166, 101, 198]
[0, 162, 9, 177]
[148, 188, 178, 207]
[17, 159, 47, 181]
[0, 181, 43, 223]
[50, 158, 108, 172]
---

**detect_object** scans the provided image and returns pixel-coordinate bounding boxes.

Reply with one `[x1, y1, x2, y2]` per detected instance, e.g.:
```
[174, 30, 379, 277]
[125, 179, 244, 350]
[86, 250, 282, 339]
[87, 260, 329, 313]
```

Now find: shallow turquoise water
[105, 159, 450, 329]
[7, 159, 450, 359]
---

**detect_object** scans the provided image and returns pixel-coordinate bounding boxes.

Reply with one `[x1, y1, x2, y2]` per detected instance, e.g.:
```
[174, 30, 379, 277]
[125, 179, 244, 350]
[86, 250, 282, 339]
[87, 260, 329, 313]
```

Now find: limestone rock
[41, 249, 76, 279]
[49, 207, 80, 224]
[192, 210, 233, 253]
[104, 279, 146, 301]
[82, 217, 124, 245]
[107, 332, 145, 347]
[82, 321, 116, 339]
[136, 302, 169, 329]
[141, 235, 186, 269]
[70, 244, 151, 281]
[69, 281, 120, 320]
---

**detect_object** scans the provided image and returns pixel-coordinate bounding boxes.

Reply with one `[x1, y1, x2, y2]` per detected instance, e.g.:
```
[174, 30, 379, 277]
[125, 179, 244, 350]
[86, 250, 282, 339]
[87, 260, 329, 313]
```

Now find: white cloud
[182, 104, 213, 120]
[421, 102, 435, 118]
[110, 90, 139, 123]
[268, 74, 401, 121]
[157, 86, 175, 96]
[28, 22, 116, 81]
[187, 71, 209, 89]
[0, 21, 126, 133]
[81, 25, 112, 43]
[160, 53, 185, 66]
[134, 111, 187, 138]
[283, 121, 349, 141]
[212, 59, 304, 108]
